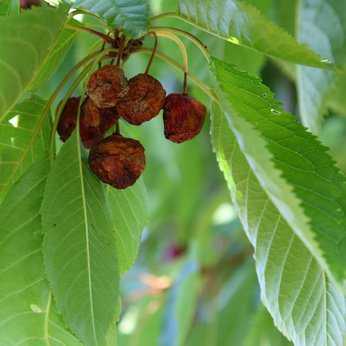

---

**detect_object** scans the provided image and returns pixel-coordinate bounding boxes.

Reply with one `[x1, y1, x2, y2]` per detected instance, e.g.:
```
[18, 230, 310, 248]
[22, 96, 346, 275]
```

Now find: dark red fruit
[163, 94, 206, 143]
[20, 0, 41, 9]
[116, 74, 166, 125]
[87, 65, 128, 108]
[89, 134, 145, 189]
[80, 98, 119, 148]
[57, 97, 80, 142]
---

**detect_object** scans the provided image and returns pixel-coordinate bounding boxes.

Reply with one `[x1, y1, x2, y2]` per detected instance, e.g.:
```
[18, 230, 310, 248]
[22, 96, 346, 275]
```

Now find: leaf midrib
[76, 129, 98, 345]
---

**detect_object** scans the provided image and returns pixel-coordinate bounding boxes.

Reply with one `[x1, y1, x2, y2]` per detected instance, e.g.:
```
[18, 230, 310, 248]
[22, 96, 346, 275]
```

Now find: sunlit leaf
[211, 102, 346, 345]
[178, 0, 331, 68]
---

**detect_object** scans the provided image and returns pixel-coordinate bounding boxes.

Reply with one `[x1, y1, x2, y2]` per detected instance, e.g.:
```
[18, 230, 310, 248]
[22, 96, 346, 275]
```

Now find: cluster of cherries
[57, 35, 207, 189]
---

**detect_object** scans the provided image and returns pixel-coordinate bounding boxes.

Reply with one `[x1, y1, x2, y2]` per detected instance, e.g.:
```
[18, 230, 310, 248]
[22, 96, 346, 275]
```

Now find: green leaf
[0, 160, 81, 345]
[106, 179, 148, 274]
[178, 0, 332, 68]
[297, 0, 346, 133]
[42, 133, 119, 346]
[71, 0, 149, 37]
[211, 104, 346, 345]
[0, 95, 51, 200]
[0, 5, 69, 120]
[211, 57, 346, 285]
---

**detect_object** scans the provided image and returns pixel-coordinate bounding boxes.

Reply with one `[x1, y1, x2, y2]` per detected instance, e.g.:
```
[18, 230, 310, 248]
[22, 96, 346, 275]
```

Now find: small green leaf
[0, 5, 69, 120]
[0, 95, 51, 200]
[178, 0, 331, 68]
[0, 160, 81, 345]
[297, 0, 346, 133]
[211, 57, 346, 285]
[42, 133, 119, 346]
[71, 0, 149, 37]
[211, 103, 346, 345]
[106, 179, 148, 274]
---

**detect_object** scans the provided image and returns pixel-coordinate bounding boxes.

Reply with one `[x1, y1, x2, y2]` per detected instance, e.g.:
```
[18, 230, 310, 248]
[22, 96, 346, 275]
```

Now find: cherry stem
[151, 29, 189, 93]
[144, 31, 159, 74]
[135, 48, 218, 103]
[183, 72, 188, 95]
[150, 26, 210, 62]
[65, 22, 114, 45]
[116, 38, 126, 66]
[115, 121, 120, 135]
[99, 42, 106, 68]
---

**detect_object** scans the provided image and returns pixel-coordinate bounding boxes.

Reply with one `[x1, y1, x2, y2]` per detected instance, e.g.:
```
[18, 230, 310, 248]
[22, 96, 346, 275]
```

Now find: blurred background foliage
[33, 0, 346, 344]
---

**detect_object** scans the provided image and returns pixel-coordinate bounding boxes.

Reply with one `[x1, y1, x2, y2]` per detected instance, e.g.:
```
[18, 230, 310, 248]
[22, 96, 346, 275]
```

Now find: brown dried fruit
[80, 98, 119, 148]
[87, 65, 128, 108]
[89, 134, 145, 189]
[163, 94, 206, 143]
[57, 97, 80, 142]
[116, 74, 166, 125]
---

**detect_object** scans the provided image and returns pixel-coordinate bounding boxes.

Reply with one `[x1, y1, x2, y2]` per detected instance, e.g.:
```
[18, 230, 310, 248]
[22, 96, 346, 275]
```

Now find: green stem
[136, 48, 218, 103]
[144, 31, 159, 74]
[150, 26, 210, 62]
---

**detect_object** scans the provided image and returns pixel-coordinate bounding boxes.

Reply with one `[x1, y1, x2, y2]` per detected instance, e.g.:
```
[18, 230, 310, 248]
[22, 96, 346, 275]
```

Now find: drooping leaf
[178, 0, 331, 68]
[0, 160, 81, 345]
[71, 0, 149, 37]
[0, 5, 69, 120]
[211, 104, 346, 345]
[0, 95, 51, 200]
[297, 0, 346, 133]
[211, 57, 346, 285]
[106, 179, 148, 274]
[42, 133, 119, 346]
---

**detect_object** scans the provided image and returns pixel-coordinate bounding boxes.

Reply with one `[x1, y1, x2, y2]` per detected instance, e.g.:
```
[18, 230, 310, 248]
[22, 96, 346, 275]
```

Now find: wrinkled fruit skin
[116, 74, 166, 125]
[87, 65, 128, 108]
[20, 0, 41, 9]
[57, 97, 80, 142]
[163, 94, 206, 143]
[89, 134, 145, 189]
[80, 98, 119, 148]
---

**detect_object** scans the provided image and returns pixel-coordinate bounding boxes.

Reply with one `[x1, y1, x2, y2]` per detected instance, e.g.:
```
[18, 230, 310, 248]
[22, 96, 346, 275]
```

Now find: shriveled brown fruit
[89, 134, 145, 189]
[116, 74, 166, 125]
[57, 97, 80, 142]
[80, 98, 119, 148]
[20, 0, 41, 9]
[87, 65, 128, 108]
[163, 93, 206, 143]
